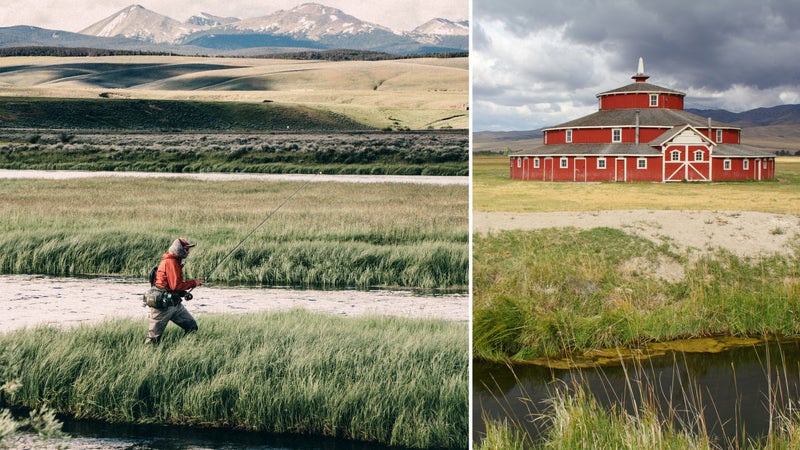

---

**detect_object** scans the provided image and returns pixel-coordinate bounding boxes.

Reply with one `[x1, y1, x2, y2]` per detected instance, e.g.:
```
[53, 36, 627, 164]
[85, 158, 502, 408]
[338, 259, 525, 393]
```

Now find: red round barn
[510, 58, 776, 182]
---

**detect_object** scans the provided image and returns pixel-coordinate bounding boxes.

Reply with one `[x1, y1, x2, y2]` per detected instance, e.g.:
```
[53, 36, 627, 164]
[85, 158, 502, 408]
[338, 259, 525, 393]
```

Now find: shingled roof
[545, 108, 739, 130]
[597, 82, 685, 97]
[512, 143, 661, 157]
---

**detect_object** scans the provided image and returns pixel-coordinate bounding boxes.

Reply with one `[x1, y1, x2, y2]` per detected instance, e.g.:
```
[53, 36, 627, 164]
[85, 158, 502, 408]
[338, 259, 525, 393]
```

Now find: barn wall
[600, 93, 684, 110]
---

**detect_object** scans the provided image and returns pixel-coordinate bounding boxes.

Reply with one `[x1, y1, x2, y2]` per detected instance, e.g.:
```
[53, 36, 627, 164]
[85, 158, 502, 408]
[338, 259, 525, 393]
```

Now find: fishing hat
[178, 238, 196, 248]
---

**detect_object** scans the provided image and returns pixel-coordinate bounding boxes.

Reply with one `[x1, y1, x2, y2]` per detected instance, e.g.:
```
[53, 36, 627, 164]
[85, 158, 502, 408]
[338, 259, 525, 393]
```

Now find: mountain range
[0, 3, 468, 55]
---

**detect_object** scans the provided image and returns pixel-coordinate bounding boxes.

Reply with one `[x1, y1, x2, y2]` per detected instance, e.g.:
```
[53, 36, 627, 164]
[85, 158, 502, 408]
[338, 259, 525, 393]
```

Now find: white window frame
[649, 94, 658, 107]
[743, 159, 749, 170]
[716, 129, 723, 143]
[533, 157, 540, 169]
[671, 150, 681, 161]
[597, 157, 606, 169]
[544, 132, 548, 144]
[723, 159, 731, 170]
[560, 157, 568, 168]
[637, 158, 647, 169]
[565, 129, 572, 143]
[612, 128, 622, 143]
[694, 150, 704, 161]
[516, 157, 521, 168]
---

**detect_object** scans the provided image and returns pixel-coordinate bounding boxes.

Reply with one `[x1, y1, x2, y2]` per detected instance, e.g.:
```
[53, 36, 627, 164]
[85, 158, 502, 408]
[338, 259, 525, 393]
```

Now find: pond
[473, 337, 800, 446]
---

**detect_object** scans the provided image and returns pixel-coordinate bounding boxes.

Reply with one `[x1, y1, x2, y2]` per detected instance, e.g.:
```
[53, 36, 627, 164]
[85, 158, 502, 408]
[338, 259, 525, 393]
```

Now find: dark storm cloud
[474, 0, 800, 92]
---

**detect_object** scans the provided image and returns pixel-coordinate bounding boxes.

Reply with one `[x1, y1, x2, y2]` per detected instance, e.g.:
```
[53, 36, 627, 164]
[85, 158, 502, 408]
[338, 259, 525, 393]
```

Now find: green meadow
[0, 310, 468, 448]
[0, 177, 468, 290]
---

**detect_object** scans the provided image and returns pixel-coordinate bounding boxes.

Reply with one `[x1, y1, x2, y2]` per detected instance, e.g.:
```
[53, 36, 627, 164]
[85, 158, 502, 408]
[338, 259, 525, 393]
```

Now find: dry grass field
[0, 56, 468, 130]
[473, 154, 800, 214]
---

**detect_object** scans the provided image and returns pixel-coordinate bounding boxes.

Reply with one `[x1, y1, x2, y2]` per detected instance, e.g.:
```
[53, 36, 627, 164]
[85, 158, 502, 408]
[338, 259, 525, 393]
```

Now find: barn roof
[545, 108, 739, 131]
[714, 144, 776, 158]
[511, 143, 661, 157]
[597, 82, 685, 97]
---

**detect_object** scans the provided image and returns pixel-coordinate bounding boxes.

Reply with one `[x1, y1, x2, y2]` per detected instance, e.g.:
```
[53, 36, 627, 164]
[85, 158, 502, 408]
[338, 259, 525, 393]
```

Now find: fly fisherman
[144, 237, 204, 345]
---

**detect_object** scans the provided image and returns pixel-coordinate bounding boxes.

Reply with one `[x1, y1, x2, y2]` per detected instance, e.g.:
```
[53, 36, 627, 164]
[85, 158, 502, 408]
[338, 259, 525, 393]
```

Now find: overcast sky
[0, 0, 467, 33]
[473, 0, 800, 131]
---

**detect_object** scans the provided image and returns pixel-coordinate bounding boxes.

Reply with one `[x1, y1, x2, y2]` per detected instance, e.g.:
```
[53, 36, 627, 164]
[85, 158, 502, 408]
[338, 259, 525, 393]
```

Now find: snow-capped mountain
[232, 3, 392, 39]
[408, 18, 469, 49]
[186, 13, 240, 27]
[74, 3, 468, 54]
[412, 18, 469, 37]
[79, 4, 200, 44]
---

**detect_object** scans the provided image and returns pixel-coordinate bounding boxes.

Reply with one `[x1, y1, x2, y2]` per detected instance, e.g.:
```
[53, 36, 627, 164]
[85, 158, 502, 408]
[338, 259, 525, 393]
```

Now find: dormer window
[649, 94, 658, 107]
[565, 129, 572, 143]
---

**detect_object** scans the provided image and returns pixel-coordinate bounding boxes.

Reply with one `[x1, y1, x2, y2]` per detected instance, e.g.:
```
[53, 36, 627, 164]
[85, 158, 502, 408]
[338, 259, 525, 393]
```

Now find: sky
[0, 0, 467, 33]
[473, 0, 800, 131]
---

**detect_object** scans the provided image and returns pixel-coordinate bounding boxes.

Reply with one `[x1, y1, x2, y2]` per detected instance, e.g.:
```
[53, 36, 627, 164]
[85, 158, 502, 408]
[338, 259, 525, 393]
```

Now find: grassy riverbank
[473, 228, 800, 362]
[0, 178, 467, 290]
[0, 310, 468, 449]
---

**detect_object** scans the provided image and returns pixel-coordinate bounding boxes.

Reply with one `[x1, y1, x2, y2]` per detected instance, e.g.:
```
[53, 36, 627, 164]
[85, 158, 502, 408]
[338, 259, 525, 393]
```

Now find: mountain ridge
[59, 2, 468, 54]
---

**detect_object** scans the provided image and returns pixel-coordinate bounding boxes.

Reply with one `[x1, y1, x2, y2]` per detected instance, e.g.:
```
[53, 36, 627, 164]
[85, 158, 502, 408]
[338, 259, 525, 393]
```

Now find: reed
[473, 228, 800, 361]
[0, 310, 468, 449]
[0, 178, 468, 289]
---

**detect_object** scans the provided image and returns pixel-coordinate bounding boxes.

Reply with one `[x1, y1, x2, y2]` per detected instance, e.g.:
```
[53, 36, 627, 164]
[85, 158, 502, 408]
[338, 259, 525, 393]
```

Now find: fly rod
[202, 175, 317, 282]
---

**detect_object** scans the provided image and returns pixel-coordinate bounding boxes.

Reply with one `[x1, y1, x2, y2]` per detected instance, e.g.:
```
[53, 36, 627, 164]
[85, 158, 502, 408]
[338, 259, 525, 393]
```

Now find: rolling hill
[0, 55, 468, 130]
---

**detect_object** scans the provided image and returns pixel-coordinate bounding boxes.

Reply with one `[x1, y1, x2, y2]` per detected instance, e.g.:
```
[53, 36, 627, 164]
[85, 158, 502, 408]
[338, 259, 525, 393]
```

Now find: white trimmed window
[694, 150, 704, 161]
[671, 150, 681, 161]
[533, 157, 540, 168]
[716, 129, 723, 143]
[612, 128, 622, 142]
[637, 158, 647, 169]
[565, 129, 572, 143]
[597, 157, 606, 169]
[723, 159, 731, 170]
[560, 157, 568, 168]
[743, 159, 749, 170]
[649, 94, 658, 107]
[516, 157, 521, 168]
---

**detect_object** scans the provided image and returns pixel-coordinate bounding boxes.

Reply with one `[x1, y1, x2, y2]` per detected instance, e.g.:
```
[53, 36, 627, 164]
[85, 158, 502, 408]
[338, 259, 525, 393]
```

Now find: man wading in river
[144, 238, 204, 345]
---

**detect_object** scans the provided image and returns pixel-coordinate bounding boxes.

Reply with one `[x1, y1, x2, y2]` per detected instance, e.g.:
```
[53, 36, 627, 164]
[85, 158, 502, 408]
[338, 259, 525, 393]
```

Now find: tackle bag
[143, 287, 172, 309]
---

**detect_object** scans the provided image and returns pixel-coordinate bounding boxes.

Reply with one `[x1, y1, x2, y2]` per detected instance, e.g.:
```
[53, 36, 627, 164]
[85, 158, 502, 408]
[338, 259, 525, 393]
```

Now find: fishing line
[202, 174, 317, 281]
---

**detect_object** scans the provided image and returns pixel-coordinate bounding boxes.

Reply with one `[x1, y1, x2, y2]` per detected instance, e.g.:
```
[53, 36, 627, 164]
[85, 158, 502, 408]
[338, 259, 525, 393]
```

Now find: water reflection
[52, 417, 405, 449]
[473, 338, 800, 446]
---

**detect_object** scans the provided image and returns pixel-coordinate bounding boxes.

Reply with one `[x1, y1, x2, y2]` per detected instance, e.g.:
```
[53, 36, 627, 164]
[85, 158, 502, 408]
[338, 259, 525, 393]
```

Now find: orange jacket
[154, 253, 197, 292]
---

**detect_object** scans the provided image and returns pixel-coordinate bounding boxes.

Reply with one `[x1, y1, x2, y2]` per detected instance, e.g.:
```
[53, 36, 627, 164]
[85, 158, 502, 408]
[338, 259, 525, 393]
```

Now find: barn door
[575, 158, 586, 182]
[615, 158, 626, 182]
[544, 157, 554, 181]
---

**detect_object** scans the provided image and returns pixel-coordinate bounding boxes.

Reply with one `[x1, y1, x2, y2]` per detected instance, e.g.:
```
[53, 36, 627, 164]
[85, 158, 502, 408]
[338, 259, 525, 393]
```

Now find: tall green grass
[0, 310, 468, 449]
[0, 178, 468, 289]
[473, 228, 800, 361]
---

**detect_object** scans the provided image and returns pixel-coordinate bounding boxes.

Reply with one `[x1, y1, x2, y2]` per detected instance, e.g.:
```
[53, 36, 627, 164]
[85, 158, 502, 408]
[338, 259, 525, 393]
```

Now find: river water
[0, 275, 466, 449]
[474, 338, 800, 447]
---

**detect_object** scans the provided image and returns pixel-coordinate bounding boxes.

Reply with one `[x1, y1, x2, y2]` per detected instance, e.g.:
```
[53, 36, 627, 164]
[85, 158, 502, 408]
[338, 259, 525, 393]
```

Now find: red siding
[600, 93, 684, 110]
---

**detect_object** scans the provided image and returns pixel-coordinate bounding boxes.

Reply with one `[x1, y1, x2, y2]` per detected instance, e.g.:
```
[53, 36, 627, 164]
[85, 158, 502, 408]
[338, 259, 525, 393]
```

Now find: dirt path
[0, 169, 468, 185]
[0, 275, 467, 333]
[474, 210, 800, 257]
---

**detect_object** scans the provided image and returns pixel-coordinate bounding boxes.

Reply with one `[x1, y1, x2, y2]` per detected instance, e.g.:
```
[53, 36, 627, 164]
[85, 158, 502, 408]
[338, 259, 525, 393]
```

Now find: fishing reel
[184, 292, 193, 301]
